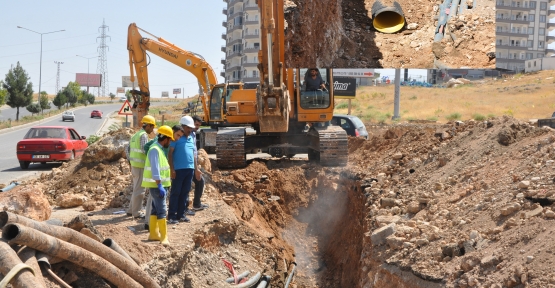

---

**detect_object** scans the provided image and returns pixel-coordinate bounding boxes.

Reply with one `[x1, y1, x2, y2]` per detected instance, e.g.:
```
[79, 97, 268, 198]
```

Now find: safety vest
[129, 130, 147, 168]
[142, 144, 171, 188]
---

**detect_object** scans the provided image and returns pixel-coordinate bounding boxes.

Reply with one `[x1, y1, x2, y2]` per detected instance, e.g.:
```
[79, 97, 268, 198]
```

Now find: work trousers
[127, 166, 145, 217]
[144, 190, 152, 225]
[150, 187, 168, 219]
[168, 169, 194, 220]
[192, 175, 205, 208]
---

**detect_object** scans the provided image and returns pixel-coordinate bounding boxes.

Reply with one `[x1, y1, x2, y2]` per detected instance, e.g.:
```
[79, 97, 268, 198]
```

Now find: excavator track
[308, 125, 349, 166]
[216, 127, 246, 169]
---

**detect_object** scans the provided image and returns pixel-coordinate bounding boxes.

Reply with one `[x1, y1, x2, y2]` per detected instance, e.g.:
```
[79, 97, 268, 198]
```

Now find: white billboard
[173, 88, 181, 94]
[333, 69, 375, 78]
[161, 91, 169, 97]
[122, 76, 138, 87]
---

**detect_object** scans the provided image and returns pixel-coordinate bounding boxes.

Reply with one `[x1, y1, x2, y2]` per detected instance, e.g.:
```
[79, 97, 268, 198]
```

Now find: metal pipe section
[17, 247, 47, 288]
[284, 262, 297, 288]
[226, 272, 262, 288]
[102, 238, 139, 265]
[267, 34, 273, 87]
[45, 268, 72, 288]
[0, 239, 43, 288]
[0, 182, 19, 192]
[225, 270, 250, 283]
[256, 275, 271, 288]
[0, 211, 159, 288]
[371, 0, 405, 33]
[2, 223, 143, 288]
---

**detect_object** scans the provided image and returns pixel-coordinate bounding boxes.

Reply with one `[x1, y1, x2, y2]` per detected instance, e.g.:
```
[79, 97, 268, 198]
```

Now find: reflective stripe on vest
[129, 130, 147, 168]
[142, 145, 171, 188]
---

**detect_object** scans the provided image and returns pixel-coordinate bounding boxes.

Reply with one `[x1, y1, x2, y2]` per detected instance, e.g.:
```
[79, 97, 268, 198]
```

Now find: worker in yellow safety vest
[142, 125, 174, 245]
[126, 115, 156, 219]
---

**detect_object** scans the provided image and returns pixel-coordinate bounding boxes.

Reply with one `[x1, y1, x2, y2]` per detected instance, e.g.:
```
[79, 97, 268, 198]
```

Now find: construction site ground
[6, 72, 555, 287]
[285, 0, 495, 69]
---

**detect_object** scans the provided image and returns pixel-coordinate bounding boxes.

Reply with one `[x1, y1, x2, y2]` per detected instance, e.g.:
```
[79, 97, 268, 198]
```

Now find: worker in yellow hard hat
[142, 125, 174, 245]
[125, 115, 157, 220]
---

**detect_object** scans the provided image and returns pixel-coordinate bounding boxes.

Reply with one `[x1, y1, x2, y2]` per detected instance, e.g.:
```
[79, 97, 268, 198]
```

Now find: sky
[0, 1, 429, 99]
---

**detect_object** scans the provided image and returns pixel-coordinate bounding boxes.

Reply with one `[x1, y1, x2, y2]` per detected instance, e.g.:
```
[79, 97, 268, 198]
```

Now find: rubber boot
[157, 219, 170, 245]
[148, 216, 160, 241]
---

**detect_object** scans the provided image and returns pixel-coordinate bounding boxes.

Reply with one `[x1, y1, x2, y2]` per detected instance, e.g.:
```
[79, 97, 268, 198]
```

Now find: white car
[119, 96, 128, 102]
[62, 111, 75, 122]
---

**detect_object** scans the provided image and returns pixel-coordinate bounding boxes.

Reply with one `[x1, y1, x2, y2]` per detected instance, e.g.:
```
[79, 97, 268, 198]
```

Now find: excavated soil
[12, 114, 555, 287]
[284, 0, 495, 68]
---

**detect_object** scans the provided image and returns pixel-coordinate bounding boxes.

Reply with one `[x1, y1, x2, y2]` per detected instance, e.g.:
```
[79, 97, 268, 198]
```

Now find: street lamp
[17, 26, 65, 102]
[76, 55, 99, 93]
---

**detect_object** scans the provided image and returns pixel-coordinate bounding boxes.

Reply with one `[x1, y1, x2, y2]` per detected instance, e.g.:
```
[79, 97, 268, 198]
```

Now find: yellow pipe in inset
[371, 0, 405, 34]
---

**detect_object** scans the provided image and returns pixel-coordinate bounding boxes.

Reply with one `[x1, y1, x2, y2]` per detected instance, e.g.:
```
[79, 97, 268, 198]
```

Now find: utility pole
[54, 61, 63, 94]
[393, 69, 401, 120]
[95, 19, 110, 97]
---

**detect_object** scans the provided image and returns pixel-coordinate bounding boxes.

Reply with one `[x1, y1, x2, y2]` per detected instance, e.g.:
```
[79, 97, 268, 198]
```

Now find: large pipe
[226, 272, 262, 288]
[371, 0, 405, 33]
[2, 223, 143, 288]
[225, 270, 251, 283]
[0, 239, 43, 288]
[17, 247, 47, 288]
[284, 262, 297, 288]
[256, 275, 271, 288]
[0, 211, 159, 288]
[102, 238, 139, 265]
[0, 182, 19, 192]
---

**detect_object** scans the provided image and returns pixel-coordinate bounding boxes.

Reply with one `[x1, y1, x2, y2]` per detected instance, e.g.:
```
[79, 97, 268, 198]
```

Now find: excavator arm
[127, 23, 218, 123]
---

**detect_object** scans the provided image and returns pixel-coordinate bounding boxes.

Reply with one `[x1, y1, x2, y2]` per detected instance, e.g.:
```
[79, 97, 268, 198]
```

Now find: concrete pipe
[371, 0, 405, 33]
[102, 238, 139, 265]
[17, 247, 47, 288]
[2, 223, 143, 288]
[0, 211, 160, 288]
[0, 239, 43, 288]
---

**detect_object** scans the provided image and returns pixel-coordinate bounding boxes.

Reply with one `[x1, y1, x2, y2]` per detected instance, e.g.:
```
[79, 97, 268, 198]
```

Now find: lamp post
[17, 26, 65, 103]
[76, 55, 98, 93]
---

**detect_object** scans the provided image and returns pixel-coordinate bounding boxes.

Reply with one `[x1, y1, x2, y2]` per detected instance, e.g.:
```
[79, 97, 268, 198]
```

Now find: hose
[102, 238, 139, 265]
[256, 275, 271, 288]
[35, 252, 71, 288]
[0, 239, 42, 288]
[371, 0, 405, 33]
[226, 272, 262, 288]
[17, 247, 47, 288]
[45, 268, 72, 288]
[0, 182, 19, 192]
[2, 223, 143, 288]
[284, 262, 297, 288]
[0, 211, 160, 288]
[225, 270, 250, 283]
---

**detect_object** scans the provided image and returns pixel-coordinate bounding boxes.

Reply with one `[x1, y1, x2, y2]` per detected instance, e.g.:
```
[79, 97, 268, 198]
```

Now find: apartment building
[495, 0, 553, 72]
[221, 0, 260, 83]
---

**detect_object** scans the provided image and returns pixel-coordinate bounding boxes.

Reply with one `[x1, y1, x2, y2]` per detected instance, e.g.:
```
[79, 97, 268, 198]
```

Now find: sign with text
[333, 77, 357, 99]
[122, 76, 138, 87]
[116, 87, 125, 93]
[161, 91, 169, 97]
[173, 88, 181, 94]
[333, 69, 374, 78]
[118, 100, 133, 115]
[76, 73, 101, 87]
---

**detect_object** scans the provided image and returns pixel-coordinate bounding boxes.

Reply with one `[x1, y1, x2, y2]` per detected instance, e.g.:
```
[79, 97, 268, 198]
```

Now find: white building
[524, 56, 555, 71]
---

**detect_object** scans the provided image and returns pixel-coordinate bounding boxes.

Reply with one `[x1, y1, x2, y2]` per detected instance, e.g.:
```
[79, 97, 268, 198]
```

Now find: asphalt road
[0, 102, 169, 186]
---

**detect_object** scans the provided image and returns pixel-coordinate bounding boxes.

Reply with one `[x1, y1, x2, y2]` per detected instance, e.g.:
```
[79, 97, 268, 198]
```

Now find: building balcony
[496, 2, 533, 11]
[495, 43, 530, 50]
[244, 20, 259, 25]
[243, 47, 260, 53]
[546, 48, 555, 53]
[221, 59, 227, 65]
[220, 71, 226, 78]
[221, 33, 227, 40]
[228, 11, 244, 20]
[244, 33, 260, 39]
[496, 16, 530, 24]
[244, 4, 258, 11]
[496, 30, 530, 37]
[231, 24, 243, 32]
[548, 22, 555, 28]
[221, 46, 226, 52]
[227, 66, 241, 72]
[242, 62, 258, 67]
[547, 35, 555, 41]
[242, 77, 259, 82]
[228, 0, 243, 6]
[222, 9, 227, 15]
[228, 51, 242, 58]
[226, 38, 242, 46]
[222, 21, 228, 28]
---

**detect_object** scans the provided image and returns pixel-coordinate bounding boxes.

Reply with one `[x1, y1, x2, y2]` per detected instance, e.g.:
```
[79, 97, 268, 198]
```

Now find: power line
[0, 33, 99, 48]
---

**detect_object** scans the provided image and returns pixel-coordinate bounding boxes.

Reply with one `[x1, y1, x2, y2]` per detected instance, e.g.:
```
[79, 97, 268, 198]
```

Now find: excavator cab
[299, 68, 331, 109]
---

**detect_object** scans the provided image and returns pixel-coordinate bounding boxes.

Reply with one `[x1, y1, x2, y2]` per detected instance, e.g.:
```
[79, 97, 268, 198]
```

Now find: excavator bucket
[256, 85, 290, 133]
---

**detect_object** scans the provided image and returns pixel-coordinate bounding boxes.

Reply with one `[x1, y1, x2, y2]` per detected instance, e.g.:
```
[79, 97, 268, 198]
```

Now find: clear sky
[0, 0, 227, 99]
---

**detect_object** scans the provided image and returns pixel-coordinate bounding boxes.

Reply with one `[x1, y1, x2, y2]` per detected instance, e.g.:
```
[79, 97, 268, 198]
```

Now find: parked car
[119, 96, 128, 102]
[62, 111, 75, 122]
[16, 126, 88, 169]
[90, 110, 103, 118]
[331, 114, 369, 139]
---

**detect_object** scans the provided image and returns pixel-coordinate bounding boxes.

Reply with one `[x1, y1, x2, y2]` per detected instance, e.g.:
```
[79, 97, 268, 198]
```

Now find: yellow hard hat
[141, 115, 156, 127]
[157, 125, 174, 141]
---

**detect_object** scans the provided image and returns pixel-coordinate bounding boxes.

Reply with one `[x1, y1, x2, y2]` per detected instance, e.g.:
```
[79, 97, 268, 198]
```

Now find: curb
[95, 111, 119, 136]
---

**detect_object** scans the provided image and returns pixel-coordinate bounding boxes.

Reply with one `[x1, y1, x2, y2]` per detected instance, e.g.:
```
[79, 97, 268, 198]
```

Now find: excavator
[127, 0, 348, 169]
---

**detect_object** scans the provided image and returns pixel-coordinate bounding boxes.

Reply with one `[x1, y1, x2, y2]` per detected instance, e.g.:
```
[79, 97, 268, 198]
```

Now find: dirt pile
[0, 184, 51, 221]
[284, 0, 495, 68]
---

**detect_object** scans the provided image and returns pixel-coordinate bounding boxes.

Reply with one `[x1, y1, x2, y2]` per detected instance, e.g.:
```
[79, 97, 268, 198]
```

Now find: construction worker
[142, 125, 184, 231]
[126, 115, 156, 219]
[142, 125, 174, 245]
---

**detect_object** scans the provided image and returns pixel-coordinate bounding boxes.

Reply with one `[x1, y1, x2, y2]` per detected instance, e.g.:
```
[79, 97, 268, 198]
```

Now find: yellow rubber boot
[148, 216, 160, 241]
[157, 219, 169, 245]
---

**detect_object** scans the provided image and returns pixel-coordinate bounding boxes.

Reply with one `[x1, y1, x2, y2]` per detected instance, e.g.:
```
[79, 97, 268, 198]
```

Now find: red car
[91, 110, 103, 118]
[16, 126, 88, 169]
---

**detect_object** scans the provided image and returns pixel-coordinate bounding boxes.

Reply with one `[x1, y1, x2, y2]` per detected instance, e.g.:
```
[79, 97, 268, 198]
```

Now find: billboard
[333, 69, 374, 78]
[161, 91, 169, 97]
[173, 88, 181, 94]
[116, 87, 125, 93]
[333, 77, 357, 99]
[76, 73, 102, 87]
[122, 76, 138, 87]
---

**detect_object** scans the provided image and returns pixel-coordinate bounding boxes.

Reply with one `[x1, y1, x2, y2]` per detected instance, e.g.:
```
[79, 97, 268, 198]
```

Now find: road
[0, 102, 170, 186]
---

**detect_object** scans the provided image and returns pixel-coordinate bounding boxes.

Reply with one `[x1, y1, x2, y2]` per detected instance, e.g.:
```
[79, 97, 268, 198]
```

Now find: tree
[0, 81, 6, 106]
[62, 86, 77, 107]
[52, 91, 67, 109]
[65, 82, 81, 107]
[109, 92, 115, 102]
[78, 90, 89, 106]
[39, 91, 50, 114]
[3, 62, 33, 121]
[86, 92, 95, 104]
[26, 103, 40, 115]
[125, 89, 132, 101]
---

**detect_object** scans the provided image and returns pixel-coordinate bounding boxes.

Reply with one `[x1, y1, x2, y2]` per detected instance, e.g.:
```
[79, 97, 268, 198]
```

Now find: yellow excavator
[127, 0, 348, 169]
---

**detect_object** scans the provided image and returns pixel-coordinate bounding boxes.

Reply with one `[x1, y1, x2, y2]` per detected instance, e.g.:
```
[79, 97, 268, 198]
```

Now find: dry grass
[335, 70, 555, 124]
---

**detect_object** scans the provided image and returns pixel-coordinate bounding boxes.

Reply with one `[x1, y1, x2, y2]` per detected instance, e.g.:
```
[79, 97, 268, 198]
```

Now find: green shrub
[472, 113, 486, 121]
[426, 116, 438, 122]
[377, 115, 388, 124]
[446, 112, 461, 121]
[503, 108, 514, 116]
[487, 113, 496, 119]
[409, 95, 417, 100]
[86, 135, 101, 145]
[335, 102, 349, 109]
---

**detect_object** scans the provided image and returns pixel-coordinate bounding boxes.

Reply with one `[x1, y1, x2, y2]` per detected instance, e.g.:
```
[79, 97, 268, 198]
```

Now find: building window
[527, 40, 533, 47]
[254, 42, 260, 49]
[252, 70, 258, 78]
[530, 1, 536, 8]
[540, 2, 547, 9]
[528, 62, 531, 68]
[539, 41, 544, 48]
[540, 15, 546, 22]
[534, 61, 536, 66]
[539, 28, 545, 35]
[538, 53, 544, 58]
[526, 53, 533, 59]
[528, 14, 535, 22]
[528, 27, 534, 34]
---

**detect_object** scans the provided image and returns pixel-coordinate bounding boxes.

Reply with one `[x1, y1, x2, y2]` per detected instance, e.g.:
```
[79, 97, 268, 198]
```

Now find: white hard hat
[179, 116, 195, 128]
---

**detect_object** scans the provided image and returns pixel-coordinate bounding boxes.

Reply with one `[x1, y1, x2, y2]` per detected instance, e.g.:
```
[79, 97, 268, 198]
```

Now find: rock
[232, 173, 247, 183]
[526, 206, 543, 218]
[392, 152, 403, 160]
[80, 228, 103, 242]
[407, 201, 421, 214]
[386, 235, 405, 250]
[81, 129, 134, 164]
[545, 210, 555, 218]
[526, 255, 534, 263]
[442, 243, 462, 258]
[500, 203, 521, 216]
[57, 194, 87, 208]
[518, 181, 530, 189]
[415, 238, 429, 247]
[376, 215, 401, 225]
[481, 255, 500, 268]
[407, 23, 418, 30]
[371, 223, 396, 245]
[62, 270, 79, 285]
[82, 200, 96, 211]
[380, 198, 396, 208]
[0, 185, 51, 221]
[198, 149, 212, 172]
[469, 230, 480, 240]
[67, 214, 103, 241]
[461, 256, 480, 272]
